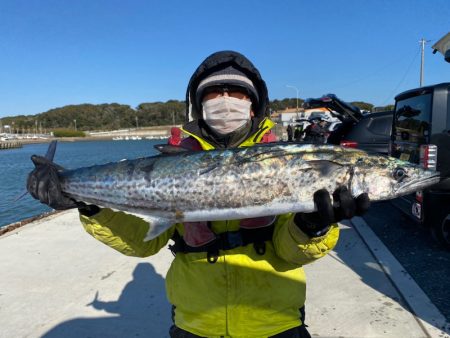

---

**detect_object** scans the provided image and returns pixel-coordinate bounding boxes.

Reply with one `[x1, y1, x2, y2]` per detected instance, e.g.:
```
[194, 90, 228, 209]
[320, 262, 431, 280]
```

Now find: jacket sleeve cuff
[293, 215, 331, 238]
[273, 216, 340, 266]
[289, 218, 332, 243]
[79, 207, 114, 224]
[78, 204, 101, 217]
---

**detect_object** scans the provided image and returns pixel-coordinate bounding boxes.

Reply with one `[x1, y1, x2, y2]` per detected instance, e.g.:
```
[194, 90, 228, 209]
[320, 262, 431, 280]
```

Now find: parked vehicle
[303, 94, 392, 153]
[339, 111, 393, 154]
[304, 88, 450, 250]
[390, 82, 450, 250]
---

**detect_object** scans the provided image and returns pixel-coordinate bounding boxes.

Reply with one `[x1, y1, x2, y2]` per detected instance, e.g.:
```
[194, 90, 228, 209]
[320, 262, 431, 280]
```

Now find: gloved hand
[27, 155, 78, 210]
[294, 186, 370, 237]
[26, 155, 100, 216]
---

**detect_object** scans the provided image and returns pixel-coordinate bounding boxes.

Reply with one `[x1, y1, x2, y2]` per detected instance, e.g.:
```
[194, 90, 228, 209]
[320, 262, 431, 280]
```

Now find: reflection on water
[0, 140, 161, 228]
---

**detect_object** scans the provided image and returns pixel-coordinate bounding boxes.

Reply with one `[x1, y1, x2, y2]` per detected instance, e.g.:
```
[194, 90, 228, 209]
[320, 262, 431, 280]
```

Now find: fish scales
[52, 143, 440, 240]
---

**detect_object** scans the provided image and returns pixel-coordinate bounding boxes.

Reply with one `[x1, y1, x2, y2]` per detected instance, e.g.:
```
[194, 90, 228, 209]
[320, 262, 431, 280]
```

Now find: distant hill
[0, 98, 393, 132]
[0, 101, 186, 132]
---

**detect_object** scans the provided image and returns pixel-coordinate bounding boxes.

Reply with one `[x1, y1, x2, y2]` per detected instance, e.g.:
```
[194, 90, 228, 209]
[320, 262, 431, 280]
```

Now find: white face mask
[202, 96, 252, 135]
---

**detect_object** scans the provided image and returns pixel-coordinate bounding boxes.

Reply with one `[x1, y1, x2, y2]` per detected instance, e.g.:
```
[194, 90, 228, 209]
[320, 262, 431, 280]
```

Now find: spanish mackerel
[31, 141, 440, 240]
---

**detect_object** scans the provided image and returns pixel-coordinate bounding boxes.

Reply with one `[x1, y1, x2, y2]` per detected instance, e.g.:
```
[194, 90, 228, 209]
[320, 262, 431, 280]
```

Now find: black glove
[27, 155, 101, 216]
[294, 186, 370, 237]
[27, 155, 78, 210]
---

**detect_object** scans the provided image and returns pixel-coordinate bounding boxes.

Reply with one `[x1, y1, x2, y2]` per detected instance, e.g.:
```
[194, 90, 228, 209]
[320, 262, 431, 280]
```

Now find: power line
[381, 47, 420, 106]
[330, 55, 407, 90]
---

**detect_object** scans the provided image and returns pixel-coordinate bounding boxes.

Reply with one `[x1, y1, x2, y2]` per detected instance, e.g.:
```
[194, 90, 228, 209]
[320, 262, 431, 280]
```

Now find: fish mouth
[395, 174, 441, 195]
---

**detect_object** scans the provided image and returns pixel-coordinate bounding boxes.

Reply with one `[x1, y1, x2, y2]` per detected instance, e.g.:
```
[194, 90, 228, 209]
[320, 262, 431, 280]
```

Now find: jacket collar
[180, 118, 275, 150]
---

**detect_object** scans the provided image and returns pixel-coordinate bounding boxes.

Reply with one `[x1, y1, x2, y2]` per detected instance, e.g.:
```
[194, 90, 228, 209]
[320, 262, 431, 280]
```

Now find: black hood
[185, 50, 270, 122]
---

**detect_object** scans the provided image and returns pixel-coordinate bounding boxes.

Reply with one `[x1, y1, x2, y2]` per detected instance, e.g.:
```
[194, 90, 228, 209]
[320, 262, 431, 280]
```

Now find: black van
[303, 94, 393, 154]
[390, 82, 450, 249]
[340, 110, 393, 154]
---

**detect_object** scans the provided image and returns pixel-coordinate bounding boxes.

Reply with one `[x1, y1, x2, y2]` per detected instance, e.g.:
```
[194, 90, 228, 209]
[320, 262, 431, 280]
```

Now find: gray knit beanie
[195, 66, 259, 107]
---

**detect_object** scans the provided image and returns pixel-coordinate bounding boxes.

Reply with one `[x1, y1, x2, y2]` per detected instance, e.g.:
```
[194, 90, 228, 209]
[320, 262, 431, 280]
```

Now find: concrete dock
[0, 210, 449, 338]
[0, 141, 22, 150]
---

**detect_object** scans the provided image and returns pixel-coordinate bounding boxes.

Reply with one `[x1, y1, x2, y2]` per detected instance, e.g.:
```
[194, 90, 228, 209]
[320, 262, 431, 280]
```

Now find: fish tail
[30, 140, 65, 171]
[45, 140, 57, 162]
[8, 142, 62, 206]
[21, 140, 65, 204]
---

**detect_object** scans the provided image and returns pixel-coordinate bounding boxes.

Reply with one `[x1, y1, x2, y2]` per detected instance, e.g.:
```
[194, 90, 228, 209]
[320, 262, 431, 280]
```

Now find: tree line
[0, 99, 394, 133]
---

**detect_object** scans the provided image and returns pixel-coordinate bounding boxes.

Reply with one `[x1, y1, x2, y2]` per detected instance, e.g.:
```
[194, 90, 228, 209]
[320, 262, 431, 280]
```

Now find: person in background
[286, 124, 294, 142]
[304, 118, 328, 144]
[261, 128, 277, 143]
[294, 125, 302, 142]
[27, 50, 370, 338]
[168, 126, 182, 146]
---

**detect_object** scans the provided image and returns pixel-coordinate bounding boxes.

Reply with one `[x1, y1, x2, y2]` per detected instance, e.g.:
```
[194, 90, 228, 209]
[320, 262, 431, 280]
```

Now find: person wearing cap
[26, 50, 370, 338]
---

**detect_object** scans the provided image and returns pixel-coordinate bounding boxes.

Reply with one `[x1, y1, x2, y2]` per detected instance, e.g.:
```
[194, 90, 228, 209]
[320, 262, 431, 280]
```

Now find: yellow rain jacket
[80, 119, 340, 337]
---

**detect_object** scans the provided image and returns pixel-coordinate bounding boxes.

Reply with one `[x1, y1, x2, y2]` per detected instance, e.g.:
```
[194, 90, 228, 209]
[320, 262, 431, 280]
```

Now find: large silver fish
[34, 141, 440, 240]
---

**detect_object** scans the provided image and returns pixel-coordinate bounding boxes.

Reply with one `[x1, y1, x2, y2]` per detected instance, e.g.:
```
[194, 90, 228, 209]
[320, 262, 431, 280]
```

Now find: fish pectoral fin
[134, 214, 174, 242]
[306, 160, 343, 176]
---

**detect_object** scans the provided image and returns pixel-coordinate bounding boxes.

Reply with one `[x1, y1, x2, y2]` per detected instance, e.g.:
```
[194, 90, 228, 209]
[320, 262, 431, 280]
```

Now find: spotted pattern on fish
[58, 143, 440, 229]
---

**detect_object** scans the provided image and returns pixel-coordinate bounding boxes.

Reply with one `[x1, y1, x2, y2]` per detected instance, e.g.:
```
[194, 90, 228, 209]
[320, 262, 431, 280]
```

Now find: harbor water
[0, 139, 162, 228]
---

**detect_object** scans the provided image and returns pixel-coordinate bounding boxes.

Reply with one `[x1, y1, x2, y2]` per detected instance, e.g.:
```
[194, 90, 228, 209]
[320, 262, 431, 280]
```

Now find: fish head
[349, 154, 441, 201]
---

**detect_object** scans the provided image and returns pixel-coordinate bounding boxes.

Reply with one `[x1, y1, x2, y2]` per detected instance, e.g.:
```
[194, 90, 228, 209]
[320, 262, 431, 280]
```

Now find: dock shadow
[41, 262, 171, 338]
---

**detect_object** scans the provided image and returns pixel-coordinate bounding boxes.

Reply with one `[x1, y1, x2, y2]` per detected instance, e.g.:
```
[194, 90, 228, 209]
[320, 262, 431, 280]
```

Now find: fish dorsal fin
[199, 146, 338, 174]
[153, 144, 190, 154]
[230, 146, 287, 165]
[196, 147, 283, 175]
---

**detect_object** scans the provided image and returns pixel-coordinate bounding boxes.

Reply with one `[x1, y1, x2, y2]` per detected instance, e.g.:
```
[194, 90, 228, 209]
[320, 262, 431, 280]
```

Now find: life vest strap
[169, 224, 274, 259]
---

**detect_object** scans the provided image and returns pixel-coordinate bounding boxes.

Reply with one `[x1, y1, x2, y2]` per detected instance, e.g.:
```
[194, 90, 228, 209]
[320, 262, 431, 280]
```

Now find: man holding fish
[28, 51, 436, 337]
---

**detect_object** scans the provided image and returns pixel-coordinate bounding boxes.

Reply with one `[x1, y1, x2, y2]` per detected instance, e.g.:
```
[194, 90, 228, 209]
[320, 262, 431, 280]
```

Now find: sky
[0, 0, 449, 118]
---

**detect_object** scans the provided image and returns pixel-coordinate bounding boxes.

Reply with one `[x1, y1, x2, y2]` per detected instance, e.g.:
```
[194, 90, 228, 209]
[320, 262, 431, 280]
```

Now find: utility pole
[135, 116, 139, 129]
[286, 85, 300, 113]
[419, 38, 430, 87]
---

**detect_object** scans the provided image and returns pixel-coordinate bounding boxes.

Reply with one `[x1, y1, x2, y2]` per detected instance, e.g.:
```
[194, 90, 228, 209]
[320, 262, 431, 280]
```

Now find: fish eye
[393, 167, 407, 181]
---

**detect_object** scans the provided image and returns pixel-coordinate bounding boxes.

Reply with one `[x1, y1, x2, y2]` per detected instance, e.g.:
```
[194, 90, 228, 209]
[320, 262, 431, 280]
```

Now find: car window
[368, 116, 392, 135]
[394, 94, 432, 143]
